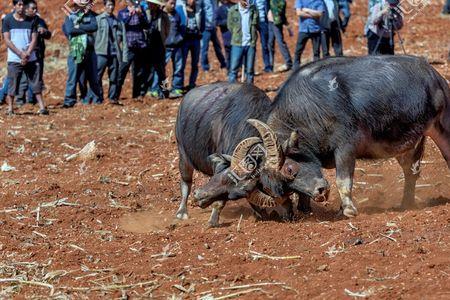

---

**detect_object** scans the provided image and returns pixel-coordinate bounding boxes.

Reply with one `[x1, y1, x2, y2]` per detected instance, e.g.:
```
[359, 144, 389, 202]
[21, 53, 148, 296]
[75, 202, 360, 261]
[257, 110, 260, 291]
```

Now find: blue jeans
[151, 47, 184, 92]
[257, 21, 272, 72]
[0, 77, 9, 103]
[64, 50, 102, 106]
[182, 38, 201, 89]
[228, 45, 256, 84]
[200, 28, 226, 71]
[338, 0, 351, 29]
[268, 22, 293, 68]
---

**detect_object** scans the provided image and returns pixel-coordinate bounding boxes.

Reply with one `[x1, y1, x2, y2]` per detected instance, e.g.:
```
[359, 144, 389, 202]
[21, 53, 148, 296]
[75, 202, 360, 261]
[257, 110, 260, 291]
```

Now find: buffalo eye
[282, 163, 299, 178]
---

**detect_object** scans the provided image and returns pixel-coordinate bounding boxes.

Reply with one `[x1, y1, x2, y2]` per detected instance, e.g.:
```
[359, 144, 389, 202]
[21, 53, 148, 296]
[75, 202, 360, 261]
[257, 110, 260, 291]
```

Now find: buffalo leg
[396, 137, 425, 209]
[295, 193, 312, 214]
[249, 203, 269, 220]
[176, 156, 194, 220]
[427, 126, 450, 169]
[335, 148, 358, 217]
[208, 200, 225, 227]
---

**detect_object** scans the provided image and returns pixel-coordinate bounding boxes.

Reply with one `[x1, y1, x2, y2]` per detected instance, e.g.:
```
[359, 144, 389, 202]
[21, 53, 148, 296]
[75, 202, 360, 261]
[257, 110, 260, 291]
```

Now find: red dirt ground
[0, 0, 449, 299]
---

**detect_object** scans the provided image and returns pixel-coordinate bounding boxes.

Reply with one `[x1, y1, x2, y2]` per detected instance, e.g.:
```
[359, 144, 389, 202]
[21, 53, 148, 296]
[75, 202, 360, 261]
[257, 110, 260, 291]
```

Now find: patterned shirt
[118, 8, 148, 49]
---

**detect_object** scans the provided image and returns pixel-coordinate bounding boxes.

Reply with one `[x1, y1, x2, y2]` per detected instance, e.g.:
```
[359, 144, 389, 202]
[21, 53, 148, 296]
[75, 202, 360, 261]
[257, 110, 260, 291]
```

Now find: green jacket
[270, 0, 288, 26]
[227, 5, 259, 47]
[94, 12, 128, 63]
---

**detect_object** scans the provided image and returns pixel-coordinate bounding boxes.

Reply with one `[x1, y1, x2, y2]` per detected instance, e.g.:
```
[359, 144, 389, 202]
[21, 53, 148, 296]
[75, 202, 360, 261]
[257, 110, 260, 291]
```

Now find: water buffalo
[247, 55, 450, 217]
[175, 83, 307, 226]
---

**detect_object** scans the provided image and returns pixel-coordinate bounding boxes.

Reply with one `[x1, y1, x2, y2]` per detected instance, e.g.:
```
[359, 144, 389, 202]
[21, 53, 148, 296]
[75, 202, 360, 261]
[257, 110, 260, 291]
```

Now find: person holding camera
[365, 0, 403, 55]
[117, 0, 149, 99]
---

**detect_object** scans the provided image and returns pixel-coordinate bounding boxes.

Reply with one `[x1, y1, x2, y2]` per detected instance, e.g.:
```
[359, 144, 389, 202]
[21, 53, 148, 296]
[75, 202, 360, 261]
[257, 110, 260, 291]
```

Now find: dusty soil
[0, 0, 449, 299]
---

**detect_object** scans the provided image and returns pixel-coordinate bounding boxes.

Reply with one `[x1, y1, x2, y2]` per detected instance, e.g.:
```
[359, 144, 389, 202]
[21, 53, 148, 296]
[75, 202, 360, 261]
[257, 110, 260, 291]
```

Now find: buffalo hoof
[207, 220, 220, 228]
[176, 212, 189, 220]
[343, 205, 358, 218]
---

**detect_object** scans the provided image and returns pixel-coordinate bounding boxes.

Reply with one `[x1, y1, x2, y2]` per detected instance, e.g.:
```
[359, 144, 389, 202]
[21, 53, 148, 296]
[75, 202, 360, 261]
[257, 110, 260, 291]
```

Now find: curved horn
[247, 119, 282, 170]
[230, 137, 262, 176]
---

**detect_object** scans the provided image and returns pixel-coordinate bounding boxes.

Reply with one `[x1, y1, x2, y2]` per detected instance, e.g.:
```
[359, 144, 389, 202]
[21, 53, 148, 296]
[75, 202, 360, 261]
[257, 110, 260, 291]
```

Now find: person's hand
[135, 6, 142, 14]
[20, 56, 28, 65]
[382, 5, 390, 15]
[129, 5, 136, 15]
[37, 27, 46, 35]
[19, 51, 29, 60]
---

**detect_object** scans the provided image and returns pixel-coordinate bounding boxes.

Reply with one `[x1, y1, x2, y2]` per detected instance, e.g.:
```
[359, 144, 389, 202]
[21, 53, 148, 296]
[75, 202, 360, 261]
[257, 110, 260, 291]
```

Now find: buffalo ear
[208, 154, 231, 174]
[282, 131, 300, 153]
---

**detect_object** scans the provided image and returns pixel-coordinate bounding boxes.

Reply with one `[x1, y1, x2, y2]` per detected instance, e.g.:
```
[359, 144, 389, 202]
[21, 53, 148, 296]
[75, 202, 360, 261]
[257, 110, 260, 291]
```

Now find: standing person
[200, 0, 227, 71]
[150, 0, 184, 99]
[227, 0, 259, 84]
[62, 2, 102, 107]
[321, 0, 343, 57]
[177, 0, 204, 90]
[117, 0, 148, 100]
[23, 0, 51, 105]
[143, 0, 170, 99]
[256, 0, 272, 72]
[216, 0, 233, 69]
[338, 0, 351, 32]
[442, 0, 450, 15]
[90, 0, 128, 105]
[365, 0, 403, 55]
[293, 0, 324, 69]
[268, 0, 292, 72]
[2, 0, 48, 115]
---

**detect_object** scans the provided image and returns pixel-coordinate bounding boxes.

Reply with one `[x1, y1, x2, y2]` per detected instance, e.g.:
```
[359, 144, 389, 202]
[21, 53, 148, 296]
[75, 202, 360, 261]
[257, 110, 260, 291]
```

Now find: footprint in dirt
[119, 202, 255, 233]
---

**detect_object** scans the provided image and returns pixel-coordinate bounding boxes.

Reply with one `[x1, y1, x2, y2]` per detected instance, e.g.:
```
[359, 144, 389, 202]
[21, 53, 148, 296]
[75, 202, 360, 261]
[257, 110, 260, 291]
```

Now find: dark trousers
[87, 54, 119, 102]
[268, 22, 293, 68]
[117, 48, 147, 99]
[143, 44, 166, 94]
[293, 31, 321, 69]
[443, 0, 450, 13]
[64, 50, 102, 106]
[182, 37, 201, 89]
[321, 21, 343, 57]
[151, 46, 184, 92]
[257, 21, 272, 72]
[367, 30, 394, 55]
[7, 61, 42, 96]
[224, 44, 231, 70]
[200, 28, 227, 71]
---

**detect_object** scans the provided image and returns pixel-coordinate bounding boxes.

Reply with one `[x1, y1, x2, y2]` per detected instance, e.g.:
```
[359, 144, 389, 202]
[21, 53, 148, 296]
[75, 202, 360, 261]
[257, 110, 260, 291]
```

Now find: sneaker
[5, 109, 14, 116]
[169, 89, 184, 99]
[149, 90, 164, 99]
[276, 64, 291, 73]
[38, 108, 49, 115]
[62, 103, 74, 108]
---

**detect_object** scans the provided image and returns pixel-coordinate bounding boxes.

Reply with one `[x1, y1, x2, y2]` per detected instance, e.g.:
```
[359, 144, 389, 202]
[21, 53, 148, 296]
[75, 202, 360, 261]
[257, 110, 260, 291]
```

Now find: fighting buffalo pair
[175, 55, 450, 227]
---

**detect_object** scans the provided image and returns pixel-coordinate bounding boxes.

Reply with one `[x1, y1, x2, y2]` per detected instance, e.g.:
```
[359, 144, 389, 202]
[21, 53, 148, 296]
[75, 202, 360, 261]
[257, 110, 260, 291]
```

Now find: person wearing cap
[117, 0, 149, 99]
[177, 0, 204, 90]
[365, 0, 403, 55]
[143, 0, 170, 99]
[200, 0, 227, 72]
[62, 0, 102, 107]
[293, 0, 325, 69]
[227, 0, 259, 84]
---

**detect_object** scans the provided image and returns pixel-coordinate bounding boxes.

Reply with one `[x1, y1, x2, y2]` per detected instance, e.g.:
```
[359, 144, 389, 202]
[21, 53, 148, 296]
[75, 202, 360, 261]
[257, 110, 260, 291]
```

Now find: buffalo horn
[247, 119, 282, 170]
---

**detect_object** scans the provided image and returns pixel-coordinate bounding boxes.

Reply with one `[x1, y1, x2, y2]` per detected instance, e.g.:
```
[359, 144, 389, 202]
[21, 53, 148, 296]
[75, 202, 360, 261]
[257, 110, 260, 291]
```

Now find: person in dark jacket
[177, 0, 204, 90]
[23, 0, 51, 105]
[321, 0, 343, 57]
[117, 0, 149, 99]
[216, 0, 233, 70]
[150, 0, 184, 99]
[62, 3, 102, 107]
[143, 0, 170, 99]
[91, 0, 127, 104]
